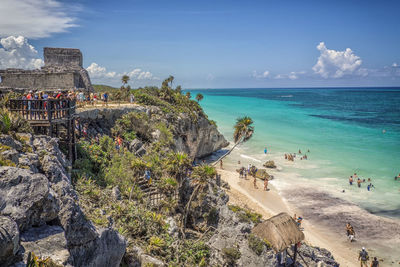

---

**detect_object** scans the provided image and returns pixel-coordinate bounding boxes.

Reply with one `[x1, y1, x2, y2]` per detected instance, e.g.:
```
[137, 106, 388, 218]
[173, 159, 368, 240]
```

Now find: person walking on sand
[220, 160, 223, 169]
[346, 223, 355, 242]
[264, 178, 269, 191]
[358, 247, 369, 267]
[371, 257, 379, 267]
[253, 176, 258, 189]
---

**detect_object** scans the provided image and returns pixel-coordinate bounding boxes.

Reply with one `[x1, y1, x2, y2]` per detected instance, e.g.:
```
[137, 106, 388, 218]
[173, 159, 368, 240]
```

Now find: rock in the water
[0, 216, 21, 266]
[263, 160, 276, 169]
[0, 167, 58, 231]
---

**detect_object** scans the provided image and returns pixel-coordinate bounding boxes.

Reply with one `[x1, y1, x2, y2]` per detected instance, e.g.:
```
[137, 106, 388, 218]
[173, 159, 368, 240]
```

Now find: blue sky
[0, 0, 399, 88]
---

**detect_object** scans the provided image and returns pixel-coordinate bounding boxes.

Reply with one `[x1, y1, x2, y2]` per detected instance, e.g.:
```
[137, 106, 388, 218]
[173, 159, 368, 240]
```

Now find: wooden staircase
[136, 175, 164, 206]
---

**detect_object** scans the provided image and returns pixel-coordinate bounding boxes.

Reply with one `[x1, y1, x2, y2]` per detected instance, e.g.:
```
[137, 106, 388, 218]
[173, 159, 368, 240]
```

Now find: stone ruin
[0, 47, 93, 92]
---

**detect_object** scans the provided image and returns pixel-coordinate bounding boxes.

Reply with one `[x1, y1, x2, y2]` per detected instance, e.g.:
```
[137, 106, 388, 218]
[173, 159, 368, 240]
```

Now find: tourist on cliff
[358, 247, 369, 267]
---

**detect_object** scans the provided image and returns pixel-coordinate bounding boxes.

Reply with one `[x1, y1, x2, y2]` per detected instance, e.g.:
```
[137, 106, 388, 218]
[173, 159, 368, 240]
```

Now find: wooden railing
[8, 99, 76, 122]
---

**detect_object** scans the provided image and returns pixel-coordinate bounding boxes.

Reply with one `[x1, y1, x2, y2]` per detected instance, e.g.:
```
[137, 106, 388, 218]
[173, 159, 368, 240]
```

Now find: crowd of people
[284, 149, 310, 161]
[348, 173, 376, 191]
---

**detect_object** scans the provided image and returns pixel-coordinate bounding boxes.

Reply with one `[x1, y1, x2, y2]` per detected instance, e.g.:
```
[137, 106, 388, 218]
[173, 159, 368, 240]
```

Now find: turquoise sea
[189, 88, 400, 219]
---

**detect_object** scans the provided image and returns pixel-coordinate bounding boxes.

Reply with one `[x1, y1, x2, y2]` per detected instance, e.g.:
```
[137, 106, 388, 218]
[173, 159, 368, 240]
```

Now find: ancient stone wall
[0, 70, 78, 90]
[0, 47, 93, 92]
[44, 47, 82, 67]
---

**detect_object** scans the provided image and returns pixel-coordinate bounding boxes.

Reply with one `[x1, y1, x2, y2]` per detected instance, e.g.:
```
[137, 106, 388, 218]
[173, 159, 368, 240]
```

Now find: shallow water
[189, 88, 400, 218]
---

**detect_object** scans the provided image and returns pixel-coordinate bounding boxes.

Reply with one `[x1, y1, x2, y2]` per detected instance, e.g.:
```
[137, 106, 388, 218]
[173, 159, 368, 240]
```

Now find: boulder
[112, 186, 121, 201]
[0, 167, 58, 231]
[1, 149, 19, 164]
[0, 135, 22, 151]
[129, 139, 143, 152]
[130, 246, 165, 267]
[20, 225, 70, 266]
[263, 160, 276, 169]
[0, 216, 21, 266]
[254, 169, 272, 180]
[68, 228, 126, 267]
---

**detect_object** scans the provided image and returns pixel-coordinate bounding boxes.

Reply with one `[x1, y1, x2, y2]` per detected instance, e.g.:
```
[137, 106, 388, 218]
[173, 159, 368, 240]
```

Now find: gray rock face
[129, 246, 165, 267]
[68, 228, 126, 267]
[173, 113, 229, 158]
[0, 135, 126, 266]
[20, 225, 70, 266]
[0, 216, 21, 266]
[77, 106, 228, 159]
[0, 167, 58, 231]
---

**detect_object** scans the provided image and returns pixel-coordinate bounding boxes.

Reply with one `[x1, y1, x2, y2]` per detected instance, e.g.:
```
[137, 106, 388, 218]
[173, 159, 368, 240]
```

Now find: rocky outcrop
[263, 160, 276, 169]
[0, 216, 21, 266]
[183, 180, 339, 267]
[77, 105, 228, 159]
[0, 135, 126, 266]
[173, 112, 228, 158]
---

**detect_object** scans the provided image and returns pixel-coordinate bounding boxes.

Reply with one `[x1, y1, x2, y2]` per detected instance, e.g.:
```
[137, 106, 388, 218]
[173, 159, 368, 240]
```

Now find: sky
[0, 0, 399, 88]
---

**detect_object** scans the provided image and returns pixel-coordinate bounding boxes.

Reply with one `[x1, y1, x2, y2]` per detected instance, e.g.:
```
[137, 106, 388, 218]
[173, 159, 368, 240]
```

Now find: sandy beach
[217, 167, 400, 267]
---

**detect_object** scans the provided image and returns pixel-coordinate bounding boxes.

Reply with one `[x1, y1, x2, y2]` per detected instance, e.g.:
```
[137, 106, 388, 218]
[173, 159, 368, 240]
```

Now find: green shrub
[0, 108, 32, 134]
[248, 234, 265, 255]
[228, 205, 262, 224]
[206, 207, 219, 225]
[222, 247, 241, 264]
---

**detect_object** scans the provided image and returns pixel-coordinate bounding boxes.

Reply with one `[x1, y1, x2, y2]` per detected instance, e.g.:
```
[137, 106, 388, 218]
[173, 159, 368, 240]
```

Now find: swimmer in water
[349, 176, 353, 185]
[298, 149, 302, 154]
[264, 147, 267, 154]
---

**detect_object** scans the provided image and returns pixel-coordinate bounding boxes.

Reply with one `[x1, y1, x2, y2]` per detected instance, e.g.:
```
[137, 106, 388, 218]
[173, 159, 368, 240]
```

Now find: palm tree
[212, 116, 254, 166]
[121, 75, 130, 87]
[168, 75, 174, 87]
[185, 92, 191, 99]
[195, 93, 203, 103]
[182, 164, 216, 236]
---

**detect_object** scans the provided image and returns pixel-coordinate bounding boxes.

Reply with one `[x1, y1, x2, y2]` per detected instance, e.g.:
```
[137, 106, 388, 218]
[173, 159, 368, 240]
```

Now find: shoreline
[216, 159, 400, 266]
[217, 168, 358, 267]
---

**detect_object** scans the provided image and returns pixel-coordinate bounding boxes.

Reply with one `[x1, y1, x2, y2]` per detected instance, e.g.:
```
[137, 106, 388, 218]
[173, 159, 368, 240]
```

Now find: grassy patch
[228, 205, 262, 224]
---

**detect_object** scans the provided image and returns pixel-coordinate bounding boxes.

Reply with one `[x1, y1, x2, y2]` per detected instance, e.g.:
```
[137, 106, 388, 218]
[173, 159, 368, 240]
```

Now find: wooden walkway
[8, 99, 77, 162]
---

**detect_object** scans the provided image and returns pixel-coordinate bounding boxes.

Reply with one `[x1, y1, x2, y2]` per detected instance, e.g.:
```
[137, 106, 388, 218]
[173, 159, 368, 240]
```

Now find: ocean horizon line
[186, 86, 400, 90]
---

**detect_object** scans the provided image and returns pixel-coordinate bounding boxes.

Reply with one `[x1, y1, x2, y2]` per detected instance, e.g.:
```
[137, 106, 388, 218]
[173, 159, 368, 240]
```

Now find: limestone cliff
[77, 105, 228, 158]
[0, 134, 126, 267]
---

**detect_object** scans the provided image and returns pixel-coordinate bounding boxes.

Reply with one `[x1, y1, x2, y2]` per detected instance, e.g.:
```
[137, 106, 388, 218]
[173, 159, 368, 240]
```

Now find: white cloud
[274, 71, 305, 80]
[0, 0, 77, 38]
[252, 70, 270, 79]
[86, 63, 117, 78]
[0, 36, 44, 69]
[86, 63, 159, 84]
[392, 62, 399, 68]
[206, 73, 215, 81]
[312, 42, 363, 78]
